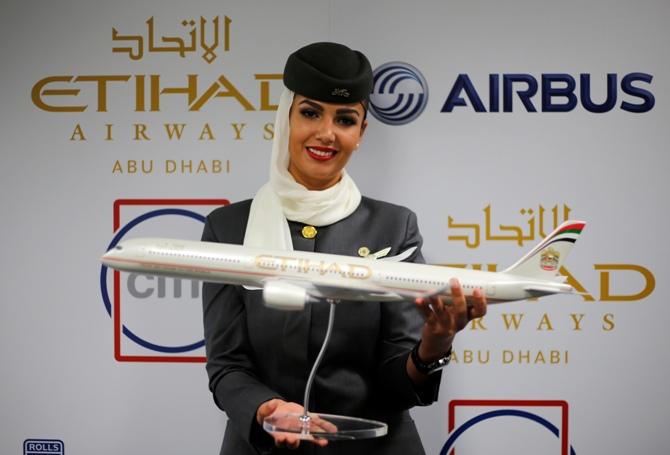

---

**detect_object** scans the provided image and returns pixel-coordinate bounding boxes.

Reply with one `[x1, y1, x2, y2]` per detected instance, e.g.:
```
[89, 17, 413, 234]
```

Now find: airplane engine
[262, 281, 314, 311]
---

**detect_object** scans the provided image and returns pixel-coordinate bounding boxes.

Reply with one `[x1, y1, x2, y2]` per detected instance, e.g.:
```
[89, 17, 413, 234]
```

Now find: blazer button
[301, 225, 317, 239]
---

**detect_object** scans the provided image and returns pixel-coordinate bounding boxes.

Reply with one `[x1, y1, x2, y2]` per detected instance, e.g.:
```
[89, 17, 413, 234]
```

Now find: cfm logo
[99, 199, 227, 362]
[443, 400, 576, 455]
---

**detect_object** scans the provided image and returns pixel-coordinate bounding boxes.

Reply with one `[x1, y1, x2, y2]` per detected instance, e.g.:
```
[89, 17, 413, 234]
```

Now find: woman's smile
[305, 145, 338, 161]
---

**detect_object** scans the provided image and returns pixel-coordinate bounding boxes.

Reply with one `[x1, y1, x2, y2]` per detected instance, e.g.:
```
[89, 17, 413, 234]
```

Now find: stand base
[263, 412, 388, 441]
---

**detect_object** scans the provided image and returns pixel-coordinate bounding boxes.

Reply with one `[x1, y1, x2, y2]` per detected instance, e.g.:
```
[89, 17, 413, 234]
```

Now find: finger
[414, 297, 435, 321]
[431, 295, 446, 314]
[449, 278, 468, 330]
[257, 399, 279, 423]
[311, 436, 329, 447]
[470, 288, 487, 319]
[286, 435, 300, 450]
[274, 433, 301, 449]
[311, 415, 339, 433]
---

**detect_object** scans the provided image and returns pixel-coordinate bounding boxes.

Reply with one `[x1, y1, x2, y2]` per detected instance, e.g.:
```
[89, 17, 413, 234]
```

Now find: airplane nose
[100, 244, 124, 266]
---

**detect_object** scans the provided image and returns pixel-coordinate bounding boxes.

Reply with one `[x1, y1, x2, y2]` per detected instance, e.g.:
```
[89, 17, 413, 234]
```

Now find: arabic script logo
[112, 16, 231, 63]
[369, 62, 428, 125]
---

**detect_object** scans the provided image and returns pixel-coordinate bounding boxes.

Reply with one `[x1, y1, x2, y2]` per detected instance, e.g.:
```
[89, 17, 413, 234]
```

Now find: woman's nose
[315, 121, 335, 144]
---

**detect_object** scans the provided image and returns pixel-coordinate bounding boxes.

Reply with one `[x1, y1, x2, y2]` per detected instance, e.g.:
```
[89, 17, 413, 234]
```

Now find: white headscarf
[243, 89, 362, 250]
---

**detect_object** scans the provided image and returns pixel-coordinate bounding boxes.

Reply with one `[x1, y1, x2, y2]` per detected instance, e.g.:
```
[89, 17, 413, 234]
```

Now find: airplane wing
[379, 246, 417, 262]
[245, 277, 408, 310]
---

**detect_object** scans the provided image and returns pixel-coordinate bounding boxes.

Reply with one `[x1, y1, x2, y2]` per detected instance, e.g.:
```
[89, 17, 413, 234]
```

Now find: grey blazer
[202, 197, 441, 455]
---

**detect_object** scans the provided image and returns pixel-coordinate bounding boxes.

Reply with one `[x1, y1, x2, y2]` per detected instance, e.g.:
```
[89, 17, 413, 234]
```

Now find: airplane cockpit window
[115, 245, 123, 250]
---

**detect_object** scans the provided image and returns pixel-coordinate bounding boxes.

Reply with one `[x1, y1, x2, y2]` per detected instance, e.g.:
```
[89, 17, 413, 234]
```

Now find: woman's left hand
[413, 278, 487, 363]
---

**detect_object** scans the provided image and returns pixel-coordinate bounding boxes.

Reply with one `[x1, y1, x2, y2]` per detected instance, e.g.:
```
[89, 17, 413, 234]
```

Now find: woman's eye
[337, 116, 357, 126]
[300, 109, 319, 119]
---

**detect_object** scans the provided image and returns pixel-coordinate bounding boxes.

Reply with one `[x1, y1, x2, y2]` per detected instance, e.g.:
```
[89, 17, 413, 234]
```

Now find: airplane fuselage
[102, 238, 574, 305]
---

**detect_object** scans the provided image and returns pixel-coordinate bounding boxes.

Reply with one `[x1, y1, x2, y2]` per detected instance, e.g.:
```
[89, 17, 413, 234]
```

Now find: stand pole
[299, 298, 337, 433]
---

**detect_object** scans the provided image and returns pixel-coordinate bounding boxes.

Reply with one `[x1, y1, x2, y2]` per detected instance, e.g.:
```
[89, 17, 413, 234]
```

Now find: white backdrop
[2, 0, 668, 454]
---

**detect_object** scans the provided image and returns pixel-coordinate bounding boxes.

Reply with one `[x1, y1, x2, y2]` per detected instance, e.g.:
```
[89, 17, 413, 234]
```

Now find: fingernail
[450, 278, 458, 286]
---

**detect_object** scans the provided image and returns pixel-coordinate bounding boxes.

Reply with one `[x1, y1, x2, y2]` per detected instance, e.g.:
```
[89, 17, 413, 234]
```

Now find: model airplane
[101, 220, 585, 310]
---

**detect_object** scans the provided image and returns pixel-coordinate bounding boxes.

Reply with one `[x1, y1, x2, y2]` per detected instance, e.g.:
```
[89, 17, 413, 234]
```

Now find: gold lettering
[478, 350, 490, 364]
[602, 313, 615, 331]
[502, 313, 524, 330]
[449, 351, 459, 363]
[141, 160, 153, 173]
[502, 350, 513, 364]
[347, 264, 372, 280]
[190, 75, 254, 111]
[231, 123, 246, 140]
[32, 76, 86, 112]
[534, 351, 546, 364]
[133, 123, 151, 140]
[469, 318, 487, 330]
[560, 266, 595, 301]
[69, 123, 86, 141]
[300, 259, 310, 273]
[181, 160, 192, 173]
[570, 313, 585, 331]
[135, 75, 146, 111]
[112, 160, 123, 173]
[127, 160, 137, 173]
[596, 264, 655, 301]
[196, 160, 208, 173]
[323, 262, 344, 277]
[212, 160, 221, 173]
[256, 255, 277, 270]
[536, 313, 554, 331]
[164, 123, 186, 140]
[151, 74, 198, 111]
[105, 123, 113, 141]
[518, 350, 531, 363]
[165, 160, 176, 173]
[263, 122, 274, 140]
[73, 75, 131, 112]
[463, 350, 473, 364]
[255, 73, 282, 111]
[198, 123, 215, 140]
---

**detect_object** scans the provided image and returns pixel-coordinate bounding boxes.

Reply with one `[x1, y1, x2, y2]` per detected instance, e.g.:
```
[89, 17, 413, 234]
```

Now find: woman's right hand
[256, 398, 331, 449]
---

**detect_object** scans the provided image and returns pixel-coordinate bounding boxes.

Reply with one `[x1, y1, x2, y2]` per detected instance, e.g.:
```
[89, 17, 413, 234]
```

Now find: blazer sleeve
[375, 210, 442, 409]
[201, 217, 281, 453]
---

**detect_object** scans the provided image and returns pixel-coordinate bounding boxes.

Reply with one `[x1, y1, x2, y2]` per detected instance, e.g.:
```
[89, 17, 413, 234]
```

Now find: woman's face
[287, 94, 367, 191]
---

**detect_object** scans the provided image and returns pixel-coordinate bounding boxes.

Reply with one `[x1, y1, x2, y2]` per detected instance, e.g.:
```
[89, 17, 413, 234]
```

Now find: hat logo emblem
[331, 88, 350, 98]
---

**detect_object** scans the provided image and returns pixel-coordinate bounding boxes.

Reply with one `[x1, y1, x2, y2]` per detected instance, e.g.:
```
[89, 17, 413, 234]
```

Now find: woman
[202, 42, 486, 455]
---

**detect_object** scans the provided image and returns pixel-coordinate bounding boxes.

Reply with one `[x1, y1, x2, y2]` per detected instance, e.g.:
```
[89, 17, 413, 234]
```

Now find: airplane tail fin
[502, 220, 586, 281]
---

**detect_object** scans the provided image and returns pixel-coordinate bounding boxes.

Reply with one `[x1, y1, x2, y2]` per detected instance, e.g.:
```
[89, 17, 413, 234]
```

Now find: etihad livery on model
[101, 220, 586, 310]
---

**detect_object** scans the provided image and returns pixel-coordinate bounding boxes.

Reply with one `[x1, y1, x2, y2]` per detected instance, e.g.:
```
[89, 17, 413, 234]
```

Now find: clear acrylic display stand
[262, 299, 388, 441]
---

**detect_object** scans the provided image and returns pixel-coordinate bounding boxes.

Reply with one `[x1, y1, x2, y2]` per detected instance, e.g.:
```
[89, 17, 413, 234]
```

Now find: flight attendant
[202, 42, 487, 454]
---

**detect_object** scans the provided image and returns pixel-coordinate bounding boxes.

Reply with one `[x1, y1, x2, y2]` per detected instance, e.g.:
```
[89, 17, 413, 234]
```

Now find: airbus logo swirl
[369, 62, 429, 125]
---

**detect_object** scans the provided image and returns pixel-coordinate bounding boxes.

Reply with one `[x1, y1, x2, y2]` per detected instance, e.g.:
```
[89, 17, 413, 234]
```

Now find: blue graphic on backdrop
[99, 208, 205, 354]
[369, 62, 429, 125]
[440, 410, 576, 455]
